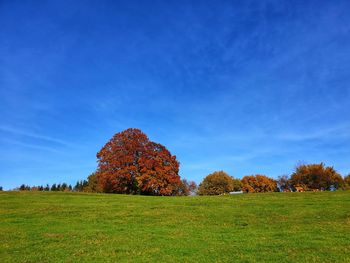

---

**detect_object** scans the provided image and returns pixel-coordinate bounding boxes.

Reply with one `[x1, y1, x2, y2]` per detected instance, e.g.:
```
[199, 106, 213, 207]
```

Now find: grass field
[0, 191, 349, 262]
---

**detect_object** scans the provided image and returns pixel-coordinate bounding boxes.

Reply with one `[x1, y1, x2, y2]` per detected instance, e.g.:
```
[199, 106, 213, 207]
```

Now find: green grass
[0, 191, 349, 262]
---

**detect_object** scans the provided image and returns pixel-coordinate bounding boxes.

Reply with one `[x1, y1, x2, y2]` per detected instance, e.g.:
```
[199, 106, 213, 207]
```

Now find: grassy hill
[1, 191, 349, 262]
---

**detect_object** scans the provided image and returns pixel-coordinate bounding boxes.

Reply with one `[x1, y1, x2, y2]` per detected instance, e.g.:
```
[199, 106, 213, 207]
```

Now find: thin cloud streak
[2, 138, 64, 154]
[0, 125, 71, 147]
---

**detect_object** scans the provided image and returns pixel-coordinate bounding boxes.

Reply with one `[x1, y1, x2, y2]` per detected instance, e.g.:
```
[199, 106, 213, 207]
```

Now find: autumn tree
[95, 128, 182, 195]
[198, 171, 237, 195]
[241, 175, 277, 193]
[232, 178, 242, 191]
[176, 179, 198, 196]
[290, 163, 344, 190]
[343, 174, 350, 190]
[83, 173, 102, 193]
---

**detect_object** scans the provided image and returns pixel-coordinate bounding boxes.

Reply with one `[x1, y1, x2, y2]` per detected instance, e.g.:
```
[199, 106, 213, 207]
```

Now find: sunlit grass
[0, 191, 349, 262]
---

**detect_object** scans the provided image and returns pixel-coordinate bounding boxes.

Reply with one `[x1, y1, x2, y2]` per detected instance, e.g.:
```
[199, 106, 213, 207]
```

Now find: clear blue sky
[1, 1, 350, 189]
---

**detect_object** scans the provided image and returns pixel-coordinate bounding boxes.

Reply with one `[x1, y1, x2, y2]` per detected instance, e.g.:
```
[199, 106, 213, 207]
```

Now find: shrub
[198, 171, 237, 195]
[241, 174, 277, 193]
[290, 163, 344, 190]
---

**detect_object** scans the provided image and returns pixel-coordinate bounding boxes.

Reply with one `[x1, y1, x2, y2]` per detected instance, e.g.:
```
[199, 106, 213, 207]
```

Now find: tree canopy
[290, 163, 344, 190]
[96, 128, 182, 195]
[241, 174, 277, 193]
[198, 171, 239, 195]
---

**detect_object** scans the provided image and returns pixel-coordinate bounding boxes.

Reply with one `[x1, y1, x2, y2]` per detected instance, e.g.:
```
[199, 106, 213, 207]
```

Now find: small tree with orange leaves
[290, 163, 344, 190]
[95, 128, 181, 195]
[241, 174, 277, 193]
[198, 171, 237, 195]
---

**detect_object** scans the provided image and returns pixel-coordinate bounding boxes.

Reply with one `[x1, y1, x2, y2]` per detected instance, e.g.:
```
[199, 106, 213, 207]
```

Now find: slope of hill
[1, 191, 349, 262]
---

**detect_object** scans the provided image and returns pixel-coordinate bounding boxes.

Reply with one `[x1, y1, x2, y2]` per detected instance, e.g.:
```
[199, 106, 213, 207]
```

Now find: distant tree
[241, 175, 277, 193]
[176, 179, 198, 196]
[74, 181, 82, 192]
[74, 180, 87, 192]
[0, 186, 3, 191]
[83, 173, 102, 192]
[290, 163, 344, 190]
[51, 184, 57, 191]
[68, 185, 73, 191]
[341, 174, 350, 190]
[345, 174, 350, 184]
[96, 128, 181, 195]
[44, 184, 50, 191]
[232, 178, 242, 191]
[60, 183, 67, 191]
[277, 175, 292, 192]
[82, 180, 88, 190]
[198, 171, 236, 195]
[19, 184, 30, 191]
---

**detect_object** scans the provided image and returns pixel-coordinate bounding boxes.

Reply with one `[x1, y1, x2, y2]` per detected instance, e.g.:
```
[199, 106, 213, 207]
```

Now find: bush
[290, 163, 344, 190]
[241, 175, 277, 193]
[198, 171, 237, 195]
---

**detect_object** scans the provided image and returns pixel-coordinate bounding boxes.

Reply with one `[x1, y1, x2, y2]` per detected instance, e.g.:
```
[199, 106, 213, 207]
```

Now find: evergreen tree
[61, 183, 67, 191]
[51, 184, 57, 191]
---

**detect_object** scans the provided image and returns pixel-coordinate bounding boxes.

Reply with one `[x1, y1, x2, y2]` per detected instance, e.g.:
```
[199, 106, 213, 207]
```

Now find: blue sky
[1, 0, 350, 189]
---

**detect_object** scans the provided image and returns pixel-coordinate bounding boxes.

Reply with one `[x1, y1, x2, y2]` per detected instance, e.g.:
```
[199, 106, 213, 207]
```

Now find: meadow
[1, 191, 349, 262]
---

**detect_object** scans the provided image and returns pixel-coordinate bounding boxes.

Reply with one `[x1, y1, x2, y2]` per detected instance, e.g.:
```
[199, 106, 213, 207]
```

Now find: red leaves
[96, 128, 181, 195]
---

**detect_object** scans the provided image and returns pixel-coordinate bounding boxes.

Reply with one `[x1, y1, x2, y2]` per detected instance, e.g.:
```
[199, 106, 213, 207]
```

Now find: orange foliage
[198, 171, 238, 195]
[241, 174, 277, 193]
[96, 128, 181, 195]
[290, 163, 344, 190]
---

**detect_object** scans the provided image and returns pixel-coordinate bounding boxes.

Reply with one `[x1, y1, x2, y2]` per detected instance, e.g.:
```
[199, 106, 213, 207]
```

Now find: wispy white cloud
[0, 125, 70, 147]
[275, 124, 350, 141]
[2, 138, 64, 153]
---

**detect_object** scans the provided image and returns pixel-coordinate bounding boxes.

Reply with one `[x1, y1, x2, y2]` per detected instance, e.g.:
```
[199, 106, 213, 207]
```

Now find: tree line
[197, 164, 350, 195]
[13, 181, 90, 192]
[4, 128, 350, 196]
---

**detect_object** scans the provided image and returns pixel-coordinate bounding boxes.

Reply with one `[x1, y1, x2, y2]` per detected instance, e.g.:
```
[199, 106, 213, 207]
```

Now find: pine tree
[51, 184, 57, 191]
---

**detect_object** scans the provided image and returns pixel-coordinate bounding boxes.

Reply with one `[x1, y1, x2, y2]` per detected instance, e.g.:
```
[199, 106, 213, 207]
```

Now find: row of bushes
[198, 163, 350, 195]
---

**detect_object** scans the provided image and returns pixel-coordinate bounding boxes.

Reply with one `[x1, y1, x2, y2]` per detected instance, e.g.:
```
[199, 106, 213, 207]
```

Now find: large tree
[96, 128, 181, 195]
[241, 175, 277, 193]
[198, 171, 238, 195]
[290, 163, 344, 190]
